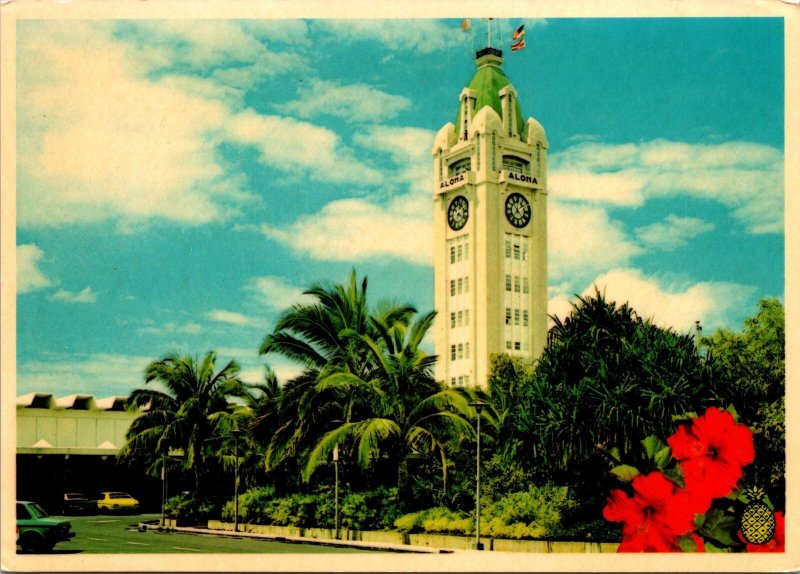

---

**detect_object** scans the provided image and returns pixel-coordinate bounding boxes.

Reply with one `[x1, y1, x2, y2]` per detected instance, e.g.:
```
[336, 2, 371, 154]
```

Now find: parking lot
[23, 513, 382, 554]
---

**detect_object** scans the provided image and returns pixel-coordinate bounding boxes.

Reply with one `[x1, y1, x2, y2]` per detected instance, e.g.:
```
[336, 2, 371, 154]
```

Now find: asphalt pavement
[23, 514, 384, 554]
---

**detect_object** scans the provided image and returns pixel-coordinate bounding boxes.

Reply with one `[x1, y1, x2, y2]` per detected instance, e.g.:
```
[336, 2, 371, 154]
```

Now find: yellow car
[97, 492, 139, 512]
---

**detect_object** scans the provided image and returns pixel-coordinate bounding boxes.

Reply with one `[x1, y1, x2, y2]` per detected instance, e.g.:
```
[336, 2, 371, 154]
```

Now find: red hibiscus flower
[604, 472, 699, 552]
[667, 407, 754, 505]
[744, 512, 785, 553]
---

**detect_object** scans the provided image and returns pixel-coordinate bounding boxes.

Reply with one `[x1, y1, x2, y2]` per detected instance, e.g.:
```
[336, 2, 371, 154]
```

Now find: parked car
[17, 500, 75, 553]
[97, 491, 139, 512]
[62, 492, 96, 515]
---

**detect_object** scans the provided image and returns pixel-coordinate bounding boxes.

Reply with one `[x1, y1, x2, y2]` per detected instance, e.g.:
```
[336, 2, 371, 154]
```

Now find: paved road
[29, 514, 382, 554]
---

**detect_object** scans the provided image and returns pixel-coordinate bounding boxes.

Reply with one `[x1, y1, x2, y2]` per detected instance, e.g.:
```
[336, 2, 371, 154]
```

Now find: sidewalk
[139, 522, 455, 554]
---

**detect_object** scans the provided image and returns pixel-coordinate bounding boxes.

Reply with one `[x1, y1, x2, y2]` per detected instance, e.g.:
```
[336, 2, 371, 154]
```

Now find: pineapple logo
[739, 486, 776, 545]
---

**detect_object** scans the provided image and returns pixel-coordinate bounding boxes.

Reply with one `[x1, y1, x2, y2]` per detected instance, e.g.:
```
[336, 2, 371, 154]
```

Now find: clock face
[505, 192, 531, 228]
[448, 195, 469, 231]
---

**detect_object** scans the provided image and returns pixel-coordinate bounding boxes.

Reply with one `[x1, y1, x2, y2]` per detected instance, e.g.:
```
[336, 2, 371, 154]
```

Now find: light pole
[231, 429, 243, 533]
[330, 419, 343, 540]
[160, 453, 166, 529]
[469, 400, 488, 551]
[695, 320, 702, 356]
[333, 443, 340, 540]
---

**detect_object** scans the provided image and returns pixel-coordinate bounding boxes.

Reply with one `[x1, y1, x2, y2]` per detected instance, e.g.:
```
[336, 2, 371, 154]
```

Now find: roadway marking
[125, 541, 149, 546]
[172, 547, 202, 552]
[87, 537, 107, 541]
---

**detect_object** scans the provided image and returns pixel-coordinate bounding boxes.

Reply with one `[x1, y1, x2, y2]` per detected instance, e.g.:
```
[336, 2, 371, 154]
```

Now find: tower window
[505, 308, 511, 325]
[523, 310, 529, 327]
[458, 310, 463, 326]
[505, 274, 512, 291]
[459, 376, 464, 385]
[458, 343, 463, 359]
[458, 278, 463, 294]
[449, 157, 472, 176]
[465, 309, 470, 325]
[450, 247, 456, 264]
[457, 245, 463, 261]
[506, 341, 512, 350]
[451, 377, 456, 386]
[502, 155, 530, 174]
[514, 342, 521, 351]
[522, 244, 529, 261]
[451, 345, 456, 361]
[514, 309, 520, 325]
[514, 276, 520, 293]
[465, 342, 470, 359]
[450, 280, 455, 296]
[464, 242, 470, 261]
[451, 312, 456, 328]
[505, 240, 512, 258]
[464, 277, 469, 292]
[513, 244, 520, 260]
[523, 277, 529, 294]
[465, 374, 470, 386]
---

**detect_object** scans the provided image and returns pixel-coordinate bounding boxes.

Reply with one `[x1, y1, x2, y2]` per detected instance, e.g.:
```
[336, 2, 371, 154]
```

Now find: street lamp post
[160, 453, 166, 529]
[469, 400, 488, 551]
[695, 320, 702, 355]
[333, 443, 340, 540]
[231, 429, 243, 533]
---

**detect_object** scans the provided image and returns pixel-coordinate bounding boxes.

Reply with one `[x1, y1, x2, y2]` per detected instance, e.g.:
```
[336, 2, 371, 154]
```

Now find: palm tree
[120, 351, 248, 499]
[259, 271, 484, 501]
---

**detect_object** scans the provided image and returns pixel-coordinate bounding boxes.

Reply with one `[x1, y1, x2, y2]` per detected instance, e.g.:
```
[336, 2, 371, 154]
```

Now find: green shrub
[222, 486, 276, 523]
[220, 486, 402, 531]
[394, 507, 469, 534]
[164, 494, 218, 525]
[481, 484, 575, 538]
[394, 485, 581, 540]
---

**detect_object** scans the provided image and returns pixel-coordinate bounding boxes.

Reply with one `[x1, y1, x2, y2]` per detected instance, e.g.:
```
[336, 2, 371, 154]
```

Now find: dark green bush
[164, 494, 218, 525]
[221, 486, 402, 530]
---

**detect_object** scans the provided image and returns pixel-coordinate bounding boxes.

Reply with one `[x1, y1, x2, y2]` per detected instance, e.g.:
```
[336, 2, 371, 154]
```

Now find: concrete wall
[17, 406, 140, 455]
[206, 521, 620, 553]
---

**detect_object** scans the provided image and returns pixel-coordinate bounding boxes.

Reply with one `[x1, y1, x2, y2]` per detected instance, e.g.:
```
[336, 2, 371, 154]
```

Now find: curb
[138, 522, 454, 554]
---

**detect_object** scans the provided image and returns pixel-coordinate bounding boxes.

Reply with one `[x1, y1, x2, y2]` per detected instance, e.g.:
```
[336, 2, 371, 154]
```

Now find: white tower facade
[433, 48, 548, 388]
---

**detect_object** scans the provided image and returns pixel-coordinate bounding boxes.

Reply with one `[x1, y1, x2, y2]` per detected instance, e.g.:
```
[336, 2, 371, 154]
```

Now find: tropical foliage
[702, 298, 785, 503]
[119, 351, 250, 500]
[499, 289, 726, 482]
[118, 271, 784, 545]
[257, 271, 486, 506]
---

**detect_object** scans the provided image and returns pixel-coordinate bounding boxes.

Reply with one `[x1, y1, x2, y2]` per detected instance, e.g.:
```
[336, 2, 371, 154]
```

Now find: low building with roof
[16, 392, 165, 512]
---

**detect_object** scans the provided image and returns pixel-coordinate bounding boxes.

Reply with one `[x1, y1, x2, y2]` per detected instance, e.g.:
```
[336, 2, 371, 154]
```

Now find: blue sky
[15, 17, 784, 398]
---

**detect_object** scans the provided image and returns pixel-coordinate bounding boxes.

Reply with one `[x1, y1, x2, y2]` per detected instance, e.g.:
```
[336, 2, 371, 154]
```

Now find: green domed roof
[455, 48, 527, 139]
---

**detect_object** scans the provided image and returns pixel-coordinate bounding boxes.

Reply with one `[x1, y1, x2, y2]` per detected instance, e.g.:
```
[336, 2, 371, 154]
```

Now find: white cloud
[246, 276, 314, 311]
[260, 196, 433, 266]
[279, 79, 411, 123]
[549, 139, 783, 234]
[47, 287, 96, 304]
[226, 109, 382, 185]
[119, 20, 311, 93]
[138, 321, 202, 337]
[548, 201, 642, 284]
[549, 268, 756, 333]
[207, 309, 252, 326]
[17, 22, 254, 230]
[635, 214, 715, 251]
[17, 244, 53, 293]
[315, 20, 460, 54]
[353, 125, 435, 190]
[16, 353, 154, 397]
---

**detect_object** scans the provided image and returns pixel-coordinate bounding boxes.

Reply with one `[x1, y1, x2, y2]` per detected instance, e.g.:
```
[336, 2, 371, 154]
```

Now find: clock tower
[433, 47, 548, 388]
